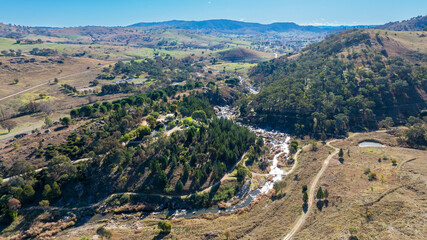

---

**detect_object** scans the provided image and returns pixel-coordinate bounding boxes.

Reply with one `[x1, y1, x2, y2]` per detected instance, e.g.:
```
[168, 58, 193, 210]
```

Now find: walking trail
[283, 139, 339, 240]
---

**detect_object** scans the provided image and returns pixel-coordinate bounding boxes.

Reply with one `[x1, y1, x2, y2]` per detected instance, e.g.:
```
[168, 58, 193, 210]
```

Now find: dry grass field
[296, 131, 426, 240]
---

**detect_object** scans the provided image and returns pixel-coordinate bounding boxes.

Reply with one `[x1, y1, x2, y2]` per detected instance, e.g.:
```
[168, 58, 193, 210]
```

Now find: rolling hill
[243, 29, 427, 136]
[129, 19, 326, 34]
[377, 15, 427, 31]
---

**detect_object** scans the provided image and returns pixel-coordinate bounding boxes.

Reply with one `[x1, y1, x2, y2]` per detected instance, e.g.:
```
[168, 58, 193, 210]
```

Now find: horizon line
[0, 18, 383, 29]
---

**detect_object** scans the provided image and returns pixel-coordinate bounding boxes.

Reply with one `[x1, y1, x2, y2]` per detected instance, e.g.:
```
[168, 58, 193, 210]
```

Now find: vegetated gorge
[0, 16, 426, 240]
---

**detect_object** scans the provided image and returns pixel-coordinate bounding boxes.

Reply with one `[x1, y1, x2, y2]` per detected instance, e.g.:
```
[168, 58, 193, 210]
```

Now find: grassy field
[372, 29, 427, 54]
[209, 62, 257, 75]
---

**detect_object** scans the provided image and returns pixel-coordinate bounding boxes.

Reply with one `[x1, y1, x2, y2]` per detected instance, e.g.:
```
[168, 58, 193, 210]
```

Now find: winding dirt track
[283, 140, 339, 240]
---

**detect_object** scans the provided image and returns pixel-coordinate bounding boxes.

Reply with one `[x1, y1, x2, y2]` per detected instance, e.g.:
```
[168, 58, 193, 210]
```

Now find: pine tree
[42, 184, 51, 199]
[176, 180, 184, 193]
[316, 187, 324, 199]
[323, 189, 329, 199]
[50, 182, 62, 200]
[339, 148, 344, 158]
[302, 191, 308, 203]
[321, 132, 327, 142]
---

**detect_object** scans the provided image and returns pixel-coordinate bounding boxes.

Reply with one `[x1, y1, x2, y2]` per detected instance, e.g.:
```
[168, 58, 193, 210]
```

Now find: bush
[158, 221, 172, 233]
[368, 172, 377, 181]
[4, 210, 17, 224]
[96, 227, 112, 239]
[39, 200, 49, 208]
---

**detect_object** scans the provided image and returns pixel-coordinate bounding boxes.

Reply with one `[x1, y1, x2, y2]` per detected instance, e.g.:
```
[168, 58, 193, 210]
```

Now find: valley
[0, 12, 426, 240]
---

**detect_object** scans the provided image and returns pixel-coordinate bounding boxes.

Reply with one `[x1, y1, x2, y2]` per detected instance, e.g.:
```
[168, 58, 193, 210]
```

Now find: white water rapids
[260, 136, 290, 193]
[216, 105, 291, 194]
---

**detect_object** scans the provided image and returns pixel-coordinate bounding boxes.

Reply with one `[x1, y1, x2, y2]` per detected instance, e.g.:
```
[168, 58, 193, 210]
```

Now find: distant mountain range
[129, 19, 369, 34]
[376, 15, 427, 31]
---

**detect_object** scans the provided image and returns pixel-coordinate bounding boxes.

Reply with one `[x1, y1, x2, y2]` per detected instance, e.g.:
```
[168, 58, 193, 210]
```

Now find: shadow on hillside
[153, 232, 170, 240]
[302, 203, 308, 213]
[316, 200, 324, 211]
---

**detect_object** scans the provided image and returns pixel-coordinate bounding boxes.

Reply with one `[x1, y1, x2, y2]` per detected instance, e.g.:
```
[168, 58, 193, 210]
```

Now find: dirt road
[283, 140, 339, 240]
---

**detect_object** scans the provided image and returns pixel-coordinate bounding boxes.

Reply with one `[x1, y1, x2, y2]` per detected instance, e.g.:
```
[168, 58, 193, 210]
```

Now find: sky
[0, 0, 426, 27]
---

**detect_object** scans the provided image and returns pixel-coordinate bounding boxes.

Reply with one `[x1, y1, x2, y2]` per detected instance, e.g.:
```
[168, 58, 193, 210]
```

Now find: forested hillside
[0, 87, 260, 219]
[377, 15, 427, 31]
[243, 29, 427, 137]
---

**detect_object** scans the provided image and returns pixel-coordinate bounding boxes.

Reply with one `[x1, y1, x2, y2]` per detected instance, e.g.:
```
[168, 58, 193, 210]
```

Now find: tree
[44, 116, 54, 128]
[0, 120, 17, 133]
[13, 78, 19, 84]
[302, 185, 308, 193]
[321, 132, 327, 142]
[146, 115, 157, 129]
[191, 110, 207, 121]
[273, 181, 286, 195]
[60, 117, 71, 127]
[316, 187, 324, 199]
[7, 198, 21, 210]
[175, 180, 184, 193]
[323, 189, 329, 199]
[302, 191, 308, 203]
[42, 184, 52, 199]
[339, 148, 344, 158]
[310, 140, 318, 151]
[158, 221, 172, 233]
[96, 227, 112, 239]
[22, 185, 35, 203]
[9, 160, 34, 176]
[158, 170, 167, 188]
[54, 78, 59, 84]
[39, 200, 49, 208]
[289, 140, 299, 155]
[40, 103, 53, 115]
[50, 182, 62, 200]
[5, 210, 17, 223]
[47, 155, 77, 182]
[379, 117, 394, 129]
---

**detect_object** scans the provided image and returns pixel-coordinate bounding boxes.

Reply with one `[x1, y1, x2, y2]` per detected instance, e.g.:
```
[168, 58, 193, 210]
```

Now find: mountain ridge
[376, 15, 427, 31]
[129, 19, 327, 33]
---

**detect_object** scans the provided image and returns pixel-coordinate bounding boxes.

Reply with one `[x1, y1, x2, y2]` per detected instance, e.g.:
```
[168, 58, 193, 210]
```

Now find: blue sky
[1, 0, 425, 27]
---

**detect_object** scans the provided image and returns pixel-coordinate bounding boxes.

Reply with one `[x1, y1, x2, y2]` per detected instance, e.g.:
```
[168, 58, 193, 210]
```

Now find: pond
[358, 141, 385, 147]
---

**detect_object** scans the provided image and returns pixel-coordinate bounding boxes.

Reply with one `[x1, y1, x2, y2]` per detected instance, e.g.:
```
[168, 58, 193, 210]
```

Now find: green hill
[242, 29, 427, 137]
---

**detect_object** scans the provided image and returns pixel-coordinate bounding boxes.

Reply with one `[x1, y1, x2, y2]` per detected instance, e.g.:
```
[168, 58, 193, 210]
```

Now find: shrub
[39, 200, 49, 208]
[96, 227, 112, 239]
[368, 172, 377, 181]
[5, 210, 18, 223]
[158, 221, 172, 233]
[302, 185, 308, 193]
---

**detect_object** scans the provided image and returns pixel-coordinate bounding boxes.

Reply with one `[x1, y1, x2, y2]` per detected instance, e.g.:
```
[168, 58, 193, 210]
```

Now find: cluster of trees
[29, 48, 57, 56]
[101, 83, 134, 94]
[1, 49, 22, 57]
[62, 84, 78, 93]
[399, 116, 427, 148]
[98, 57, 199, 83]
[16, 39, 43, 45]
[0, 86, 258, 216]
[245, 30, 427, 137]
